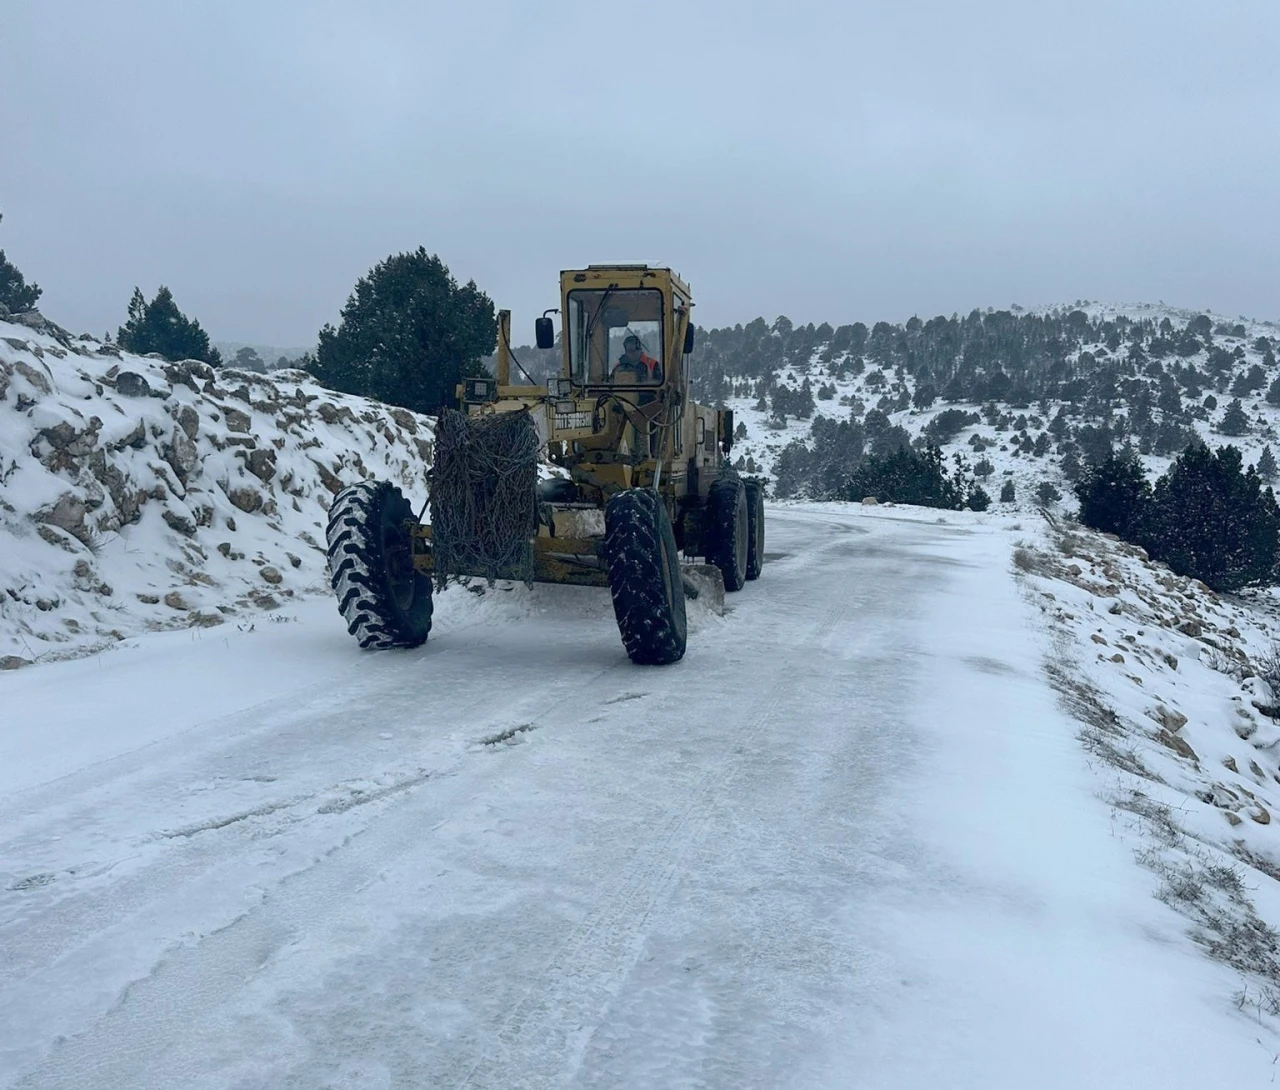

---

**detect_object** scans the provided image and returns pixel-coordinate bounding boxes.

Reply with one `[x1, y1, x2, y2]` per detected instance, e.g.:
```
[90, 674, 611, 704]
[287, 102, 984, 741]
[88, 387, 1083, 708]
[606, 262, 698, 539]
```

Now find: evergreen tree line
[687, 307, 1274, 417]
[1075, 445, 1280, 592]
[688, 309, 1280, 472]
[773, 408, 990, 511]
[2, 209, 500, 418]
[105, 250, 497, 420]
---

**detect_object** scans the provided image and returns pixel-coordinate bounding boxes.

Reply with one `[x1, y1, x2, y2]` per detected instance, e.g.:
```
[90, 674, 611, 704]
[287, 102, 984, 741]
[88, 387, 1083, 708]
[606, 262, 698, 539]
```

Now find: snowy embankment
[1013, 511, 1280, 1017]
[0, 313, 433, 666]
[5, 502, 1280, 1087]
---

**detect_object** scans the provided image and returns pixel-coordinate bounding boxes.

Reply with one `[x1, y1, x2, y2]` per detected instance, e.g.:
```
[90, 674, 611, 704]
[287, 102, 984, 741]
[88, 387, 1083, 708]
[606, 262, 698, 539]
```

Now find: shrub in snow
[967, 485, 992, 511]
[923, 408, 979, 445]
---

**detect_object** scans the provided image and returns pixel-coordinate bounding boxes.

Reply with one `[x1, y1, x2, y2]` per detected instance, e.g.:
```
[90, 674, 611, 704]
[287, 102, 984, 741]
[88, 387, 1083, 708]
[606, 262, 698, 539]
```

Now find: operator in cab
[612, 334, 662, 385]
[611, 333, 663, 450]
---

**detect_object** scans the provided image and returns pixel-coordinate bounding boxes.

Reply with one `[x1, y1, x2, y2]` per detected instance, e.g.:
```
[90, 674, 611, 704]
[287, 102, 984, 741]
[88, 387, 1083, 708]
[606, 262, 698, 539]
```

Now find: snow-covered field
[6, 502, 1280, 1088]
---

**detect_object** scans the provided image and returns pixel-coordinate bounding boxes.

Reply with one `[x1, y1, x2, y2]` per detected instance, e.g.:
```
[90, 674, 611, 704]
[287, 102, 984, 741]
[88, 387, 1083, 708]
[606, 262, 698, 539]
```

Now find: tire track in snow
[452, 584, 856, 1090]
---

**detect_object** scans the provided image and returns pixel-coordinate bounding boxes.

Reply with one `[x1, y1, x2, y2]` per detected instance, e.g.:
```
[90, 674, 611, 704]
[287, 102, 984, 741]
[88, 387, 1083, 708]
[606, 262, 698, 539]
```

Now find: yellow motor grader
[325, 265, 763, 665]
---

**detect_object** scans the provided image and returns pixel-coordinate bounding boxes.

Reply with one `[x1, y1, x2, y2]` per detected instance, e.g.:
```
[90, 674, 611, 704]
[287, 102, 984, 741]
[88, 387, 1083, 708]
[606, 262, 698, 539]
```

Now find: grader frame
[325, 264, 764, 665]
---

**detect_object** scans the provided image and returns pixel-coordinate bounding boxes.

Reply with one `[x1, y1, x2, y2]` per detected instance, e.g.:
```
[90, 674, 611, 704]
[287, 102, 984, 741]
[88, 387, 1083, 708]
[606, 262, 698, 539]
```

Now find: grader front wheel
[326, 481, 433, 649]
[604, 489, 688, 666]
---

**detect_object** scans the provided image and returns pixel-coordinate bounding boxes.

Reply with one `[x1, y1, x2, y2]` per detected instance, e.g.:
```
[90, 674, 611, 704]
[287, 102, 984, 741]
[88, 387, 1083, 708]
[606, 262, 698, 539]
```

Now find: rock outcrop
[0, 319, 434, 664]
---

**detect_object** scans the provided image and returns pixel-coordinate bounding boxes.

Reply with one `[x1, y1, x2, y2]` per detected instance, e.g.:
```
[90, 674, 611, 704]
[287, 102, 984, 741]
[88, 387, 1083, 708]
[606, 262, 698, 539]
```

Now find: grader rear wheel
[705, 477, 749, 592]
[744, 479, 765, 581]
[604, 488, 687, 666]
[326, 481, 433, 649]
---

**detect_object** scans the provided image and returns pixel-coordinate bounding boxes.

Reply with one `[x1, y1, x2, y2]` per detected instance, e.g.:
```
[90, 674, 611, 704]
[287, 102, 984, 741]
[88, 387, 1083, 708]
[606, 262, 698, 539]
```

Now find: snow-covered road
[2, 506, 1275, 1088]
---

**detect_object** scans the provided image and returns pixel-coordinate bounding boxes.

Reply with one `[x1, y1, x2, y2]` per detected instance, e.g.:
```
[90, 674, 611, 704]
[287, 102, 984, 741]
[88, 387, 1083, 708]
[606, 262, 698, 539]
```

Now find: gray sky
[2, 0, 1278, 347]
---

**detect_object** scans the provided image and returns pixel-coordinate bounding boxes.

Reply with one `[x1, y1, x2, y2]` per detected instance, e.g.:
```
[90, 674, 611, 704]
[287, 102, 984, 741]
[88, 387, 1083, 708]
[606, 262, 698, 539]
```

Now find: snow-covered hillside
[723, 302, 1280, 506]
[0, 312, 433, 667]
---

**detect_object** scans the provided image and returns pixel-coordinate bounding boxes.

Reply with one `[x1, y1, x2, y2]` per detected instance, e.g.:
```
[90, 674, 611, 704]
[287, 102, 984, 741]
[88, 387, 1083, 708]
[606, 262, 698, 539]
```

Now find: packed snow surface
[5, 504, 1280, 1088]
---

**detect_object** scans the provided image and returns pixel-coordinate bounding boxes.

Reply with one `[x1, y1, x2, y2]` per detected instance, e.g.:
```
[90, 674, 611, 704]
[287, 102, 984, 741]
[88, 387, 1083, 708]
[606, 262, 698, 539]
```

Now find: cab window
[567, 289, 664, 386]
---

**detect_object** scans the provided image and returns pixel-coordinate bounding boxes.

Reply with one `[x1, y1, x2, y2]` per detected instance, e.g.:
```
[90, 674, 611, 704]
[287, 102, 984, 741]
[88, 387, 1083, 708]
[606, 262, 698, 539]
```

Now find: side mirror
[535, 317, 555, 350]
[684, 324, 695, 355]
[720, 409, 734, 454]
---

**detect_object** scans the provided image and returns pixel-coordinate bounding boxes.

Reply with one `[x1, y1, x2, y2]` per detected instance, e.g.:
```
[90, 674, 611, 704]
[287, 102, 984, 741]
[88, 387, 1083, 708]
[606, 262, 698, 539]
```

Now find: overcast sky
[2, 0, 1277, 348]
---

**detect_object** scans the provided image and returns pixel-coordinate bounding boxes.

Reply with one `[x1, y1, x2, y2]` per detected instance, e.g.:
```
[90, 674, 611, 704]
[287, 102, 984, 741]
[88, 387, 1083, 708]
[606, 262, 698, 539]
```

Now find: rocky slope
[1011, 509, 1280, 1013]
[0, 312, 433, 667]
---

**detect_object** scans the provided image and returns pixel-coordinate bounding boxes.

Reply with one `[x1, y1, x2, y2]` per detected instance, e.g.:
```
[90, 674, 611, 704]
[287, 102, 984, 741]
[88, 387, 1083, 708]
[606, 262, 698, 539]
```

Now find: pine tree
[912, 382, 938, 410]
[1074, 450, 1150, 537]
[312, 249, 496, 415]
[1000, 479, 1016, 502]
[1139, 444, 1280, 591]
[1258, 445, 1278, 482]
[0, 212, 42, 313]
[117, 286, 221, 365]
[1157, 378, 1183, 416]
[233, 347, 266, 373]
[1218, 397, 1251, 436]
[1036, 481, 1062, 505]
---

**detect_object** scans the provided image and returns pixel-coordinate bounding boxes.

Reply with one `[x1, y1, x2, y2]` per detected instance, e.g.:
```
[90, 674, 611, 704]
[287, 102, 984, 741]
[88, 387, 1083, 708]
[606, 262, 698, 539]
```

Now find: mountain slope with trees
[675, 303, 1278, 513]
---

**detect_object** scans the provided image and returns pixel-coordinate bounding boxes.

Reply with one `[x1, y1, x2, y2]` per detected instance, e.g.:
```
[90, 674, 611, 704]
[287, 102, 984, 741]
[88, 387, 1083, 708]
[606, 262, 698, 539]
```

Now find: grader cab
[325, 264, 764, 665]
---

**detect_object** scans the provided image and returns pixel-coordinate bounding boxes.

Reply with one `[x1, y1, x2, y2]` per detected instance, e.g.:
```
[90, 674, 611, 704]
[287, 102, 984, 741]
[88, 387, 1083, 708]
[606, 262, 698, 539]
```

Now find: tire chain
[325, 481, 427, 649]
[604, 490, 686, 666]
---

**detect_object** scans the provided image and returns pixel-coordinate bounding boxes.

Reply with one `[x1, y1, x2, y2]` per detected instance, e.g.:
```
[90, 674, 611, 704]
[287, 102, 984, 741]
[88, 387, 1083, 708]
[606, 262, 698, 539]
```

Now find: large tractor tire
[704, 477, 749, 592]
[326, 480, 433, 649]
[744, 479, 766, 581]
[604, 488, 687, 665]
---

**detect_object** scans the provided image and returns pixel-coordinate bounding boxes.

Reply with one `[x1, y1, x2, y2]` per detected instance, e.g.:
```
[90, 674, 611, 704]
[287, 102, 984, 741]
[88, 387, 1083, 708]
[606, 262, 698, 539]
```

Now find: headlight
[463, 378, 496, 403]
[555, 399, 576, 415]
[549, 378, 573, 398]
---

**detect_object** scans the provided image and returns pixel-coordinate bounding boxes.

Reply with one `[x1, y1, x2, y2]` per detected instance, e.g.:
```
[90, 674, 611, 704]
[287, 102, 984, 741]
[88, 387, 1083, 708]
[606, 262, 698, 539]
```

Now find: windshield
[567, 289, 664, 386]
